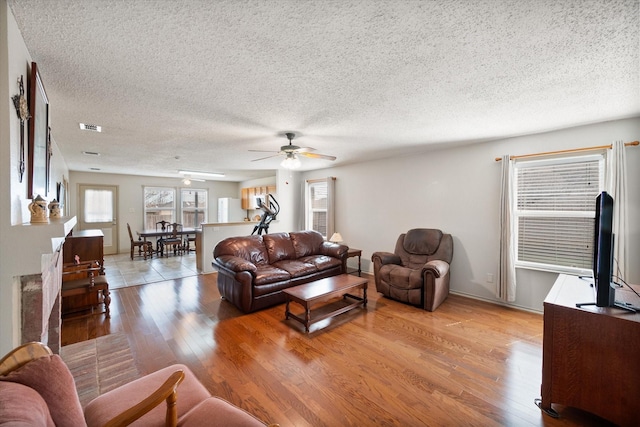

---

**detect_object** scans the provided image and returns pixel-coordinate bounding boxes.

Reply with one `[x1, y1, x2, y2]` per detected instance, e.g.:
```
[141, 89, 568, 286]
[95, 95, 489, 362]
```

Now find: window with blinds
[513, 154, 604, 273]
[306, 180, 328, 238]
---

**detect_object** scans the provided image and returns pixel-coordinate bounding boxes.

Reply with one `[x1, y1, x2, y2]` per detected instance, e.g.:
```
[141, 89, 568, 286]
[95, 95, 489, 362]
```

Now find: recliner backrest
[394, 228, 453, 269]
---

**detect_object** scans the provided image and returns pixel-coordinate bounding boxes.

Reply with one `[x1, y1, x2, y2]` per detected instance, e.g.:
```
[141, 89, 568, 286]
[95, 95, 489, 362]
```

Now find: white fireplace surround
[16, 216, 76, 354]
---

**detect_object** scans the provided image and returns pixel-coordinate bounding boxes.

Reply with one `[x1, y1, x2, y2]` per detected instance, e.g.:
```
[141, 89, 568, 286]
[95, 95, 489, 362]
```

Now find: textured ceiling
[7, 0, 640, 181]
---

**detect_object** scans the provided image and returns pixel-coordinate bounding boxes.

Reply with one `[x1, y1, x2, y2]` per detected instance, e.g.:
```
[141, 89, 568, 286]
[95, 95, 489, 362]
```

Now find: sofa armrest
[213, 255, 257, 274]
[422, 260, 449, 278]
[320, 242, 348, 259]
[371, 251, 401, 266]
[102, 370, 185, 427]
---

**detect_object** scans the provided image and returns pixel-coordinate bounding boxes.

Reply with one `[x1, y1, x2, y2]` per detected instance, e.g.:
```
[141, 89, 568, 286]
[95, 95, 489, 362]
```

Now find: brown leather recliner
[371, 228, 453, 311]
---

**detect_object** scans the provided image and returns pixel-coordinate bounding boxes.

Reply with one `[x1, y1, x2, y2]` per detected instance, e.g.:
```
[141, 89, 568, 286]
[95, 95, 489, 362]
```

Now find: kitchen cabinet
[241, 185, 276, 209]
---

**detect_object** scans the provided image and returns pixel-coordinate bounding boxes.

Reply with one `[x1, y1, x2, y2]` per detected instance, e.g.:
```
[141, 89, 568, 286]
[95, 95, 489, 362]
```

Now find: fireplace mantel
[14, 216, 77, 277]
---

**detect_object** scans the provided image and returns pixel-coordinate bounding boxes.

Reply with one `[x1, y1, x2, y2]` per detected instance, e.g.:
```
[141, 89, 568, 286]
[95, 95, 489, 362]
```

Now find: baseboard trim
[449, 290, 543, 314]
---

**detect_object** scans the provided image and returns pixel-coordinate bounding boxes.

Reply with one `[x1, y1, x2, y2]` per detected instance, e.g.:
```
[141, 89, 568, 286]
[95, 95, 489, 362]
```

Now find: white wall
[1, 1, 70, 356]
[69, 171, 244, 254]
[303, 118, 640, 312]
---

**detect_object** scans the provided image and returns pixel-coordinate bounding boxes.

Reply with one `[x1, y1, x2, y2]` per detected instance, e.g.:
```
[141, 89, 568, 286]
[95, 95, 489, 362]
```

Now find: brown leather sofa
[213, 230, 349, 313]
[372, 228, 453, 311]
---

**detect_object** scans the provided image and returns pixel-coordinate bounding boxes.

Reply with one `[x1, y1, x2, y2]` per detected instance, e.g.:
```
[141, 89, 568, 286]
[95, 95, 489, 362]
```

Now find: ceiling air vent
[82, 151, 100, 156]
[79, 123, 102, 132]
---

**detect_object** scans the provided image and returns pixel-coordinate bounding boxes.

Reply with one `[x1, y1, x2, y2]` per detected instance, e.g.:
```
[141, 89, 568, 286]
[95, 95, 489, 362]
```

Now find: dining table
[137, 228, 198, 256]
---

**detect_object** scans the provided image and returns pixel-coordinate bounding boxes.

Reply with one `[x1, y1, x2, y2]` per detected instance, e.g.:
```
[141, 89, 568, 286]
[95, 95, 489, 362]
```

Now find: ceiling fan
[250, 132, 336, 169]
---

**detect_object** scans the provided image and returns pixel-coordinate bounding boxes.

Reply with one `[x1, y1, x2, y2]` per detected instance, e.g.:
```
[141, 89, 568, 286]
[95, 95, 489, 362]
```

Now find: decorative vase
[48, 199, 61, 218]
[29, 195, 48, 223]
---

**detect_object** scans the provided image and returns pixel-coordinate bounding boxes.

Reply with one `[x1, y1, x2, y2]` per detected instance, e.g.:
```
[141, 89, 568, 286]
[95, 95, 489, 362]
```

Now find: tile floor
[104, 251, 198, 289]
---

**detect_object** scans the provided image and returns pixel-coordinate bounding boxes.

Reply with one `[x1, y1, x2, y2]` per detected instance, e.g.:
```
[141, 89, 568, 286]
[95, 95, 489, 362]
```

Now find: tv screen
[592, 191, 615, 307]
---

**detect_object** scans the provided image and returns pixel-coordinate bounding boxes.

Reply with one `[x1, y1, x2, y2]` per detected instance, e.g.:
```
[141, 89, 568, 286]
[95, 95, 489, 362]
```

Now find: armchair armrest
[213, 255, 257, 274]
[422, 260, 449, 278]
[371, 251, 401, 266]
[103, 370, 185, 427]
[0, 342, 53, 376]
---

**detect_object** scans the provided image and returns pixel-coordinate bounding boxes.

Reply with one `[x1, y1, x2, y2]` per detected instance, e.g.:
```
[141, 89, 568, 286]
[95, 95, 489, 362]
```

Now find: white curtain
[497, 155, 516, 302]
[606, 141, 628, 281]
[326, 177, 336, 239]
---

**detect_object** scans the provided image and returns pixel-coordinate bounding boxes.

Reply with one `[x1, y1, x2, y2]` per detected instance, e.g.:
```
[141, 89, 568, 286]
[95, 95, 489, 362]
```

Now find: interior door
[78, 184, 118, 255]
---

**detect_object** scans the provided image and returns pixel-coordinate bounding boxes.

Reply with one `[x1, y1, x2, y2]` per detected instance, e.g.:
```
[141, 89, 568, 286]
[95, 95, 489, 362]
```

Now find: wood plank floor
[62, 273, 614, 426]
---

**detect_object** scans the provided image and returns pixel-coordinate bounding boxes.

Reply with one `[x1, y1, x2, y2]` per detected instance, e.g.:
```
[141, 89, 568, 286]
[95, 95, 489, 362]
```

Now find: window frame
[143, 186, 177, 230]
[180, 187, 208, 228]
[512, 153, 605, 276]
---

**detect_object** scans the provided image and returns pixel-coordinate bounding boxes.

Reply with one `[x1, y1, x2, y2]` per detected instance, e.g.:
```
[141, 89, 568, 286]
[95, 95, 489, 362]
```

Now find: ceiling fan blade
[295, 147, 316, 153]
[251, 153, 282, 162]
[248, 149, 280, 153]
[299, 152, 336, 161]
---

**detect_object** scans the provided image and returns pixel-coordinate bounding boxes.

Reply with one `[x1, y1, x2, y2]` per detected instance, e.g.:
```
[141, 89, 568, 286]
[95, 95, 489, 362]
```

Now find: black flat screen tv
[585, 191, 635, 312]
[592, 191, 615, 307]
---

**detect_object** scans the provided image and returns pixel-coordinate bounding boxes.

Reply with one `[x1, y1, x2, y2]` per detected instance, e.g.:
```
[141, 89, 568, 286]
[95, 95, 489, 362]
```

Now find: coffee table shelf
[283, 274, 368, 333]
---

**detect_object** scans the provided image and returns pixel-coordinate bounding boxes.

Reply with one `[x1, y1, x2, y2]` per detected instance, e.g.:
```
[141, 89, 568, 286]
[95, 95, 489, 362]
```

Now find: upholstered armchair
[371, 228, 453, 311]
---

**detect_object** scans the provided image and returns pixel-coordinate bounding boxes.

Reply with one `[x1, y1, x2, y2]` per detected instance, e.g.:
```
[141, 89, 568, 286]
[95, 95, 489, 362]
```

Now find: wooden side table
[346, 248, 362, 276]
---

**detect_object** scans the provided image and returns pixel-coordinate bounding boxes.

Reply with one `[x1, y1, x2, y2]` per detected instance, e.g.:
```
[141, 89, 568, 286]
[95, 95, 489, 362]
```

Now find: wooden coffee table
[283, 274, 368, 332]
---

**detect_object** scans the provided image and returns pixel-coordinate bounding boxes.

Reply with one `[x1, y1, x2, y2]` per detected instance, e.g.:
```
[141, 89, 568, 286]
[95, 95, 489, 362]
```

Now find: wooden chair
[155, 220, 170, 254]
[161, 223, 184, 256]
[127, 223, 153, 260]
[184, 234, 196, 252]
[61, 260, 110, 318]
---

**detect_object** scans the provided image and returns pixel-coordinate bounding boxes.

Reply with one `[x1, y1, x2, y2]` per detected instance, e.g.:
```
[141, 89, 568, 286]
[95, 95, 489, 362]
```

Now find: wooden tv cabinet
[541, 274, 640, 426]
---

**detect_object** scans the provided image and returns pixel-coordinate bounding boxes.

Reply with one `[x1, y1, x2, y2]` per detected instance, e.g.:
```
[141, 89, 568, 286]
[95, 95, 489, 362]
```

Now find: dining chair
[162, 223, 184, 256]
[127, 223, 153, 260]
[155, 220, 170, 254]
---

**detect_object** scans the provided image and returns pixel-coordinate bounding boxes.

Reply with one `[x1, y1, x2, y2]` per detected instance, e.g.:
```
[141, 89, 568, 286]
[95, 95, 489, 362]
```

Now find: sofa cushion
[0, 354, 86, 427]
[178, 396, 266, 427]
[263, 232, 296, 263]
[290, 230, 324, 258]
[299, 254, 342, 272]
[85, 364, 210, 427]
[214, 235, 269, 266]
[254, 265, 291, 285]
[273, 260, 317, 278]
[0, 381, 55, 427]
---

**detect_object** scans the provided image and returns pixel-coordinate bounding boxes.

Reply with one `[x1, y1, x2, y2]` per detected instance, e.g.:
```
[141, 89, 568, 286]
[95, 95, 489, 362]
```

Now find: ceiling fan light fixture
[281, 153, 301, 169]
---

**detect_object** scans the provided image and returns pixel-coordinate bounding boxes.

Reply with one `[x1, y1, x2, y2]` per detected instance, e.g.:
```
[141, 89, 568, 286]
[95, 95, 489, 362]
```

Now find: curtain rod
[494, 140, 639, 162]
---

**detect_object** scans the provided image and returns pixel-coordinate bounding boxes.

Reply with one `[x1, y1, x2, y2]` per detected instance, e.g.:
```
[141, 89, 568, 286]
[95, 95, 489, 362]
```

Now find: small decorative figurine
[28, 195, 48, 223]
[48, 199, 61, 218]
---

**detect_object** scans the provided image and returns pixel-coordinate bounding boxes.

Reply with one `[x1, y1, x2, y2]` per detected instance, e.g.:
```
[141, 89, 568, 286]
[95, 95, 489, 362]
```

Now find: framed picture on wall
[28, 62, 49, 199]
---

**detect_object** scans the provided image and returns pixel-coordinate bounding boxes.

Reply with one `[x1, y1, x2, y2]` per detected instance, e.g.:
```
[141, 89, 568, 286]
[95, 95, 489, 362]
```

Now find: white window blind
[307, 180, 328, 237]
[514, 154, 604, 273]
